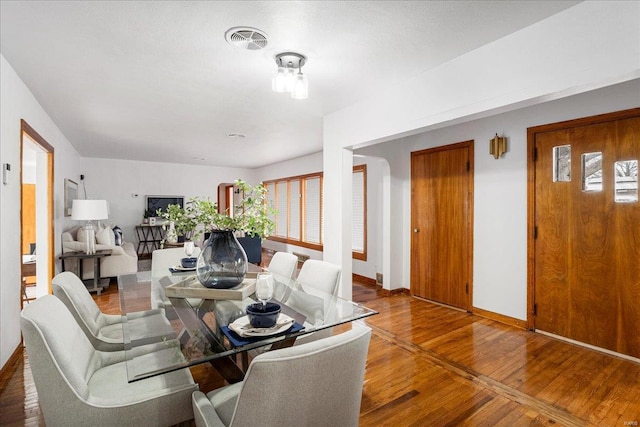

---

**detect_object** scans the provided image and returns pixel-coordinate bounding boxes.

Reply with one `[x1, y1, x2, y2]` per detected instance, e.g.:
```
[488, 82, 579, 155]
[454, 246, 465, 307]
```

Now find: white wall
[78, 157, 255, 245]
[356, 79, 640, 320]
[324, 1, 640, 302]
[0, 54, 82, 369]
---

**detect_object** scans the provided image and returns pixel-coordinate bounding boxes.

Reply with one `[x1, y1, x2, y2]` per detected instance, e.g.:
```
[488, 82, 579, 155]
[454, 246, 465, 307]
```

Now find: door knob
[413, 228, 419, 233]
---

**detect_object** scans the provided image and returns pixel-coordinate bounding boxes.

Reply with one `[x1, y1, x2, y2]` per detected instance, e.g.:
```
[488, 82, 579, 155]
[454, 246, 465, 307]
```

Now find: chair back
[230, 327, 370, 427]
[21, 295, 97, 408]
[52, 271, 104, 337]
[267, 252, 298, 280]
[151, 247, 200, 278]
[296, 259, 341, 296]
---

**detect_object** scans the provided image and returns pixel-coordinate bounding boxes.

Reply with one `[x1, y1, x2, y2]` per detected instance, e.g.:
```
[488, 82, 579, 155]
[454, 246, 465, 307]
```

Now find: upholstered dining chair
[21, 295, 198, 427]
[296, 259, 341, 296]
[52, 271, 176, 351]
[266, 251, 298, 280]
[192, 326, 371, 427]
[150, 247, 202, 315]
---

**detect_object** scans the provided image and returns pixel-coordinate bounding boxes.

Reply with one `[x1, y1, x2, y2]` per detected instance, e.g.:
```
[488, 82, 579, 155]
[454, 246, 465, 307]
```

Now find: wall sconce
[489, 133, 507, 159]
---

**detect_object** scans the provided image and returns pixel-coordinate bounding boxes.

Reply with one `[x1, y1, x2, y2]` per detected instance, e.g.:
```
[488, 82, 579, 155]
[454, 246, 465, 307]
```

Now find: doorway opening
[20, 120, 54, 305]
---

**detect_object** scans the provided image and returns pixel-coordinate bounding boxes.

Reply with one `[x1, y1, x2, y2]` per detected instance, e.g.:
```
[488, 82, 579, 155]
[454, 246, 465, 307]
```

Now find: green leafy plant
[191, 180, 275, 238]
[157, 203, 201, 241]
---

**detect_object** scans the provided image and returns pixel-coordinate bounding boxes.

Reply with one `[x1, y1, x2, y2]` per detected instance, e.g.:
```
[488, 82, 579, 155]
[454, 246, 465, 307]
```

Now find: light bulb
[272, 66, 286, 92]
[284, 64, 296, 93]
[291, 72, 308, 100]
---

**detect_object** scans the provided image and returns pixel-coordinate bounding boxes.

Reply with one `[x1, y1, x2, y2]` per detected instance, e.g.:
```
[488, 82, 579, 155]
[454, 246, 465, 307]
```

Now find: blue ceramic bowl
[246, 302, 281, 328]
[181, 257, 197, 269]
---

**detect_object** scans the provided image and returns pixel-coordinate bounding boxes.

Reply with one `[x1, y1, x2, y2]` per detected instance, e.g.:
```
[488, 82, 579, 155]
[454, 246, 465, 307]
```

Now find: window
[265, 166, 366, 260]
[553, 145, 571, 182]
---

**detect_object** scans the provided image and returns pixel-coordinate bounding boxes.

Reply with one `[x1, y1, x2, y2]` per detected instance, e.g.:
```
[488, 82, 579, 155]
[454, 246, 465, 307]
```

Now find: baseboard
[0, 344, 23, 387]
[473, 306, 527, 329]
[352, 273, 377, 286]
[352, 274, 409, 296]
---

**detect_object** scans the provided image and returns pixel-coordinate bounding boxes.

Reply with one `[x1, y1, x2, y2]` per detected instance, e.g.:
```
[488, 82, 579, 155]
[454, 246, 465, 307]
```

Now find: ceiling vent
[225, 27, 268, 51]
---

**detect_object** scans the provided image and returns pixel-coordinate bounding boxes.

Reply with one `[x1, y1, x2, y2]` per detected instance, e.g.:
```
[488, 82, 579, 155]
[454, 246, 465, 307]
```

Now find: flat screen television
[145, 195, 184, 217]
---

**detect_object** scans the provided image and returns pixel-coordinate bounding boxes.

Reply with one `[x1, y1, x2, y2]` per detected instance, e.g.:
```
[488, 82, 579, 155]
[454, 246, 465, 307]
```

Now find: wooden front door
[530, 108, 640, 358]
[411, 141, 473, 311]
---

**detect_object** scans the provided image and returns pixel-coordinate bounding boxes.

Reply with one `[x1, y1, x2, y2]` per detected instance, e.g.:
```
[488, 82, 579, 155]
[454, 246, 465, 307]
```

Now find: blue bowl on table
[246, 302, 281, 328]
[181, 257, 197, 268]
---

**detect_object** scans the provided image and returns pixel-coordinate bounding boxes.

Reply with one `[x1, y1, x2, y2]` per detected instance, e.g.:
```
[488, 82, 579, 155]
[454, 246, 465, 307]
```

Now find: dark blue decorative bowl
[181, 257, 197, 268]
[246, 302, 281, 328]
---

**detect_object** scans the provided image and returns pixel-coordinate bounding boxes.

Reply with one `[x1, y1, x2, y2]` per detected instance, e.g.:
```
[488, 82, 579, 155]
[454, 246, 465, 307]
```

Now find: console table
[59, 250, 112, 295]
[135, 224, 165, 257]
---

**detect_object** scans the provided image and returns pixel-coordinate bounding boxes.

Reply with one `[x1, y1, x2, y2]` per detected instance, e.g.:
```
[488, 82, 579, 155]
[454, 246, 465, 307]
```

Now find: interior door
[411, 141, 473, 311]
[532, 109, 640, 358]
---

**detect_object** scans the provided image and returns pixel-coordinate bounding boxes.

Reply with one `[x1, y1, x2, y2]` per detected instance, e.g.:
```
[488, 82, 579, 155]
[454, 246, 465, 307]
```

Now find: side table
[135, 225, 165, 258]
[59, 250, 112, 295]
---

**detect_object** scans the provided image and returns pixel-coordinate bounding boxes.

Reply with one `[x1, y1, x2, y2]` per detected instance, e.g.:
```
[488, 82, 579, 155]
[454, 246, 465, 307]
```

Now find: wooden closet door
[411, 141, 473, 311]
[533, 111, 640, 358]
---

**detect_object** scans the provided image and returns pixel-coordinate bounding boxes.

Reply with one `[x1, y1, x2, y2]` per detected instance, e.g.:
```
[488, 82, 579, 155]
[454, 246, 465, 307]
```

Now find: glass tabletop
[118, 269, 377, 383]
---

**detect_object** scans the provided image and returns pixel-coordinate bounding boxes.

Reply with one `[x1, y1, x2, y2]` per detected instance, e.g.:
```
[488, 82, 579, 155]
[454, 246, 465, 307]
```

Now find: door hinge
[533, 304, 538, 316]
[533, 147, 538, 162]
[534, 226, 538, 239]
[465, 283, 469, 294]
[466, 161, 470, 171]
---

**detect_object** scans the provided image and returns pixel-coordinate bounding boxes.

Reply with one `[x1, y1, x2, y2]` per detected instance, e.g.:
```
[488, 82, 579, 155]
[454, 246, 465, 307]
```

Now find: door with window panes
[531, 109, 640, 358]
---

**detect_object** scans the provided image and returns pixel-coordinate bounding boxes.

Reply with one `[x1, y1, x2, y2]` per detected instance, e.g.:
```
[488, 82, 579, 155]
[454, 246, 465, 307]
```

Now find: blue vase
[196, 230, 248, 289]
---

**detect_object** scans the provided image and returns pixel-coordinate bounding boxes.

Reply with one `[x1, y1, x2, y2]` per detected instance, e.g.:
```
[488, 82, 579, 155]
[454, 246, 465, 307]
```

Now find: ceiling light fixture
[272, 52, 308, 100]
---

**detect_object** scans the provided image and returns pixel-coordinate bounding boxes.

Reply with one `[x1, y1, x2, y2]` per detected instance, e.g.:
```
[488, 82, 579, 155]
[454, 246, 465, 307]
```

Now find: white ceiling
[0, 1, 580, 168]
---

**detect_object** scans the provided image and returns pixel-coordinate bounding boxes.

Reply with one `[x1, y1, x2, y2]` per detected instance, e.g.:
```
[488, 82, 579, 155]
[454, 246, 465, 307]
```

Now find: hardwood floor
[2, 278, 639, 426]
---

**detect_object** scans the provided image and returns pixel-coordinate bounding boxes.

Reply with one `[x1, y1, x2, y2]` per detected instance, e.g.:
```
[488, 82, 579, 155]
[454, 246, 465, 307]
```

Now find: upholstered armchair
[53, 271, 175, 351]
[192, 327, 371, 427]
[21, 295, 198, 426]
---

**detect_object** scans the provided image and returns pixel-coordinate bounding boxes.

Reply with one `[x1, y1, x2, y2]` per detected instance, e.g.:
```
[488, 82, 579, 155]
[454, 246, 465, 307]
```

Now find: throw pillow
[113, 225, 123, 246]
[96, 224, 115, 246]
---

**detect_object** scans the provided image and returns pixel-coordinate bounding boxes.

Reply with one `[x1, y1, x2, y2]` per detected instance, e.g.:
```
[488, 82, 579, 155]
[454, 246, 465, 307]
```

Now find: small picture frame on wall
[64, 178, 78, 217]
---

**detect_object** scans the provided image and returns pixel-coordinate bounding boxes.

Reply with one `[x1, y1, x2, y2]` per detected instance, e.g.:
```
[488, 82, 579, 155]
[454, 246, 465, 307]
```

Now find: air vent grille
[225, 27, 268, 51]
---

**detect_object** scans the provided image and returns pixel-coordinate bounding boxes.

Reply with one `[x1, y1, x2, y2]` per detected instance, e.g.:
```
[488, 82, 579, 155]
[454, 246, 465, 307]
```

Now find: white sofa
[61, 225, 138, 279]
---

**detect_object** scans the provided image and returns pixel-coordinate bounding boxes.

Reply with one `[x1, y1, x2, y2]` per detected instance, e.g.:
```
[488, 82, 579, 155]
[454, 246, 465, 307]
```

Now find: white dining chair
[296, 259, 341, 296]
[52, 271, 176, 351]
[192, 326, 371, 427]
[266, 251, 298, 280]
[150, 247, 202, 315]
[21, 294, 198, 426]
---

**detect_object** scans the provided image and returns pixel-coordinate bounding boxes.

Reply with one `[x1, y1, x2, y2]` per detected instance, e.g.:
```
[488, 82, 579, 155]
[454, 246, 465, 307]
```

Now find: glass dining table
[118, 268, 377, 384]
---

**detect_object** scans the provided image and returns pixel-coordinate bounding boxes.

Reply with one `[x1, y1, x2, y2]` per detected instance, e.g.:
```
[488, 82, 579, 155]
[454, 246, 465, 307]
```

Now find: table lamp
[72, 199, 108, 254]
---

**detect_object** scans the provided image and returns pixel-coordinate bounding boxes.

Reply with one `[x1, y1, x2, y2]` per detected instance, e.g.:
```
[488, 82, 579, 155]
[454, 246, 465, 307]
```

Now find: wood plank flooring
[2, 277, 639, 426]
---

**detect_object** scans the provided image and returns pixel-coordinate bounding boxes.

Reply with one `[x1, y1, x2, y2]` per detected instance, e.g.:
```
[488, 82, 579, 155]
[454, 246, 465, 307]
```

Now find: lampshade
[272, 65, 286, 92]
[71, 199, 109, 221]
[291, 72, 308, 100]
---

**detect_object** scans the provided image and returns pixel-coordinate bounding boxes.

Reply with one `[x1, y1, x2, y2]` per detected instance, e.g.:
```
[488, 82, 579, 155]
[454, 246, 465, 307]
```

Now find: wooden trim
[20, 120, 54, 152]
[352, 164, 367, 261]
[525, 107, 640, 331]
[473, 306, 527, 330]
[526, 125, 537, 330]
[353, 273, 376, 286]
[0, 344, 23, 382]
[266, 236, 323, 252]
[20, 120, 55, 295]
[381, 288, 410, 296]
